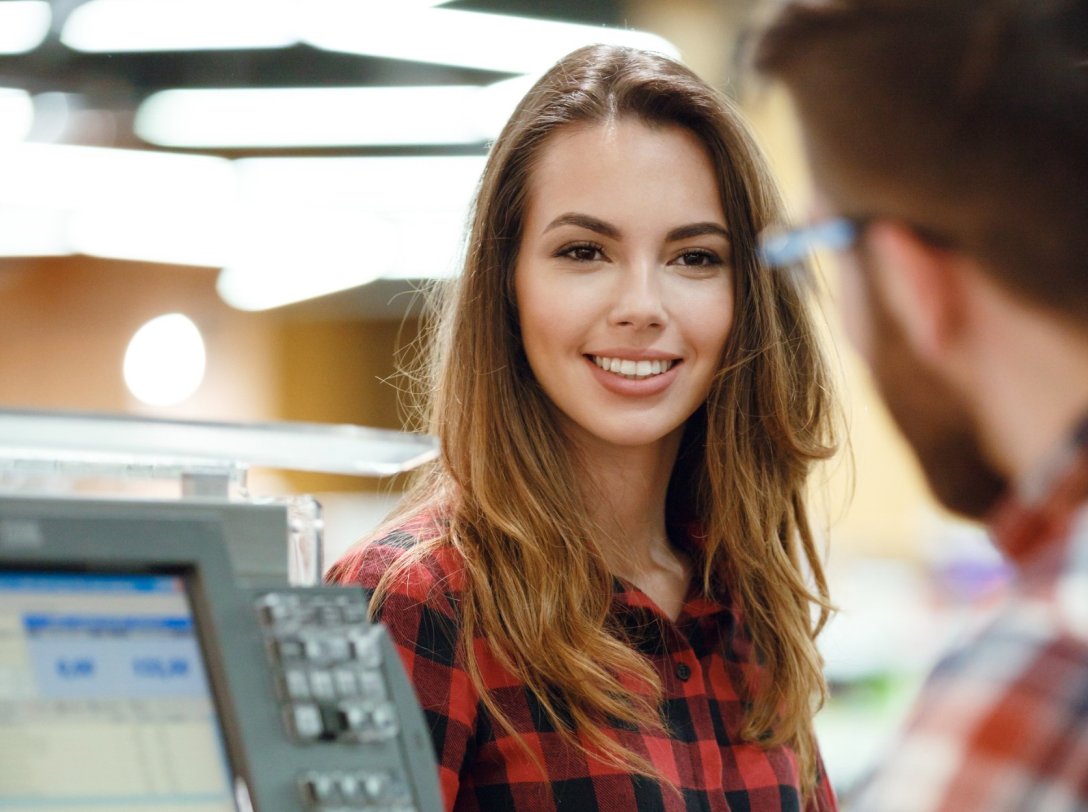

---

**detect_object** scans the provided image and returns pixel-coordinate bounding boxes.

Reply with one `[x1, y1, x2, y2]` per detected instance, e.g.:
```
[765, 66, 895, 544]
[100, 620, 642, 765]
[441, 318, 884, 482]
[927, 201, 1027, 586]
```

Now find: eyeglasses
[758, 216, 863, 269]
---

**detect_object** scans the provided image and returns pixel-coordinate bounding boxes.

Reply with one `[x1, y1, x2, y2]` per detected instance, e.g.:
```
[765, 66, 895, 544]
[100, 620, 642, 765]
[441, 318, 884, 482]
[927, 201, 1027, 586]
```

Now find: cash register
[0, 409, 444, 812]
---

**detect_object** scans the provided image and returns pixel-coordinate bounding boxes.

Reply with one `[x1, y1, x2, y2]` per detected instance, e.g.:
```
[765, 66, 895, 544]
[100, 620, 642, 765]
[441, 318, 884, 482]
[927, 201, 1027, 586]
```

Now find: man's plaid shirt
[852, 417, 1088, 810]
[329, 515, 836, 811]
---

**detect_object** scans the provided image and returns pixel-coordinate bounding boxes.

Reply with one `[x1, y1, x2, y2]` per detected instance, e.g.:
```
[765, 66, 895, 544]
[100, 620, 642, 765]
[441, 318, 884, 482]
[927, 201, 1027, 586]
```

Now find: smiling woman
[327, 44, 840, 812]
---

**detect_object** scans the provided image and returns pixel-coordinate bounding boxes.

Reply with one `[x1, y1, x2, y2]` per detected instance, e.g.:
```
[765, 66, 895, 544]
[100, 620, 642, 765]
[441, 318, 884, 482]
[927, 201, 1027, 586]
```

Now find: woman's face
[514, 118, 735, 458]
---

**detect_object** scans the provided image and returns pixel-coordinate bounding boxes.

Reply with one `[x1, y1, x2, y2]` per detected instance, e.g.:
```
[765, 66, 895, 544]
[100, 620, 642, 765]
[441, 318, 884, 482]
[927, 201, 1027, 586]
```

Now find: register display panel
[0, 569, 236, 812]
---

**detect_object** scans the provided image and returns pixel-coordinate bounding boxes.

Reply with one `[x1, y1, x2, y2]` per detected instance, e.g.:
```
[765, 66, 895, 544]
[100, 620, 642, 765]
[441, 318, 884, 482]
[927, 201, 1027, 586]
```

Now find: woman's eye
[673, 249, 722, 267]
[557, 243, 605, 262]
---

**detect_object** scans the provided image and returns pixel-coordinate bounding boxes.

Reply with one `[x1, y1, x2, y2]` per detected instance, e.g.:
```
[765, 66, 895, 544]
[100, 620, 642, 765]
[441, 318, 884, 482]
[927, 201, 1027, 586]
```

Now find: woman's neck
[572, 433, 693, 620]
[573, 432, 683, 574]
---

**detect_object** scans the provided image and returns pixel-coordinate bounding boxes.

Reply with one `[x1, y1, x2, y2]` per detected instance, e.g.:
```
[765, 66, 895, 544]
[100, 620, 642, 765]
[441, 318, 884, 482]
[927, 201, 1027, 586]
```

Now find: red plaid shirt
[329, 515, 837, 811]
[851, 416, 1088, 811]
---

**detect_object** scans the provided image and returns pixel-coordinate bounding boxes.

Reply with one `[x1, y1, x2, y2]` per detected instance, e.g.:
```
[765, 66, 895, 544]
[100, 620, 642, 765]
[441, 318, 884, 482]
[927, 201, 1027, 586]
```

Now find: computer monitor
[0, 569, 238, 810]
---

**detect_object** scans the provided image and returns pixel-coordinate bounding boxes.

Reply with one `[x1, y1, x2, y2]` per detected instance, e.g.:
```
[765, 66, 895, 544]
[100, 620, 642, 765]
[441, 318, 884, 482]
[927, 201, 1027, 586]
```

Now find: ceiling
[0, 0, 742, 321]
[0, 0, 628, 155]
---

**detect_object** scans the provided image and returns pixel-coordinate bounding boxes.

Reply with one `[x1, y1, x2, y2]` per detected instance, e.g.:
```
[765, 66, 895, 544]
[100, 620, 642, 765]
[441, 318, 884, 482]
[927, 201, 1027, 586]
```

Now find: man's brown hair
[755, 0, 1088, 319]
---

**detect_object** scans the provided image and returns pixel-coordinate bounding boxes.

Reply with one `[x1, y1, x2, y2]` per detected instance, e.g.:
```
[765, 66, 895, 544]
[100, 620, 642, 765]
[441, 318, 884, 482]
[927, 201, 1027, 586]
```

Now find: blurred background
[0, 0, 1009, 800]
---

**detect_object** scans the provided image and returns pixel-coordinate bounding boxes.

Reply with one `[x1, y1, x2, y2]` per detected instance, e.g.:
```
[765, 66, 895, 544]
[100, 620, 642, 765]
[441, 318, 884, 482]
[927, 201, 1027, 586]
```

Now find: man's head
[755, 0, 1088, 320]
[755, 0, 1088, 518]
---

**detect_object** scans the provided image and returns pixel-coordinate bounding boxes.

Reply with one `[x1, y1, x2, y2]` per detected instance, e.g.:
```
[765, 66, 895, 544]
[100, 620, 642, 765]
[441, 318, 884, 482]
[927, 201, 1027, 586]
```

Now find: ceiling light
[61, 0, 457, 53]
[233, 155, 485, 213]
[62, 0, 297, 52]
[0, 206, 71, 257]
[0, 1, 50, 54]
[215, 211, 393, 311]
[0, 143, 235, 210]
[134, 76, 540, 149]
[0, 89, 34, 143]
[215, 208, 467, 311]
[124, 314, 207, 407]
[303, 6, 680, 74]
[217, 155, 483, 309]
[68, 204, 233, 268]
[135, 86, 484, 148]
[0, 144, 235, 265]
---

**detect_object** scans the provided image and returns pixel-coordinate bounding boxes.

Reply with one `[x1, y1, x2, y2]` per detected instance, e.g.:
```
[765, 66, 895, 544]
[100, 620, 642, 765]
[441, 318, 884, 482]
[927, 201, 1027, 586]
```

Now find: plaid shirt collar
[988, 412, 1088, 568]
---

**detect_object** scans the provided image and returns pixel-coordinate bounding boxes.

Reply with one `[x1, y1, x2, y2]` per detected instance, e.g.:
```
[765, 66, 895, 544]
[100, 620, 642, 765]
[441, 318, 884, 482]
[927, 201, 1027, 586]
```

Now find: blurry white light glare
[216, 211, 393, 311]
[136, 86, 485, 149]
[123, 314, 207, 407]
[0, 2, 50, 54]
[217, 205, 468, 311]
[0, 205, 72, 257]
[304, 7, 680, 74]
[0, 143, 235, 210]
[69, 204, 233, 268]
[28, 92, 77, 143]
[379, 214, 465, 281]
[0, 89, 34, 142]
[62, 0, 297, 52]
[233, 155, 485, 212]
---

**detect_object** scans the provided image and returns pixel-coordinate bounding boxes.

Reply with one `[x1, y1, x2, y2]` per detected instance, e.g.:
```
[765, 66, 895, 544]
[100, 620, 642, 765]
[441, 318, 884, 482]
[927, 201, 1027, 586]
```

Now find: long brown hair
[336, 44, 838, 796]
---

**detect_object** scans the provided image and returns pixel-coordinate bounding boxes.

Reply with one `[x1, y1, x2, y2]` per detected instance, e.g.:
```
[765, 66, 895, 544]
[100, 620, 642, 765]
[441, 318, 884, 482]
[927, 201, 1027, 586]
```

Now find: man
[754, 0, 1088, 809]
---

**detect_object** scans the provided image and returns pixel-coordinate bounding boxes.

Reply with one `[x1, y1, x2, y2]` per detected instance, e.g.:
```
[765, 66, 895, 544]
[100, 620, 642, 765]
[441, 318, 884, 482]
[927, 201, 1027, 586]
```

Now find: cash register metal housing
[0, 495, 441, 812]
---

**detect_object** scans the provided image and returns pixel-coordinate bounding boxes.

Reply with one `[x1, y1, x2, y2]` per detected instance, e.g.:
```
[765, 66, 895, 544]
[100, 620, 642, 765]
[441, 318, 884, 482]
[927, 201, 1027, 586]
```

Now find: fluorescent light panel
[61, 0, 459, 53]
[0, 144, 479, 305]
[136, 86, 485, 148]
[216, 209, 467, 311]
[0, 144, 235, 209]
[63, 2, 677, 76]
[0, 89, 34, 142]
[218, 155, 482, 309]
[0, 205, 71, 256]
[135, 76, 538, 149]
[0, 1, 50, 54]
[304, 7, 680, 74]
[62, 0, 298, 52]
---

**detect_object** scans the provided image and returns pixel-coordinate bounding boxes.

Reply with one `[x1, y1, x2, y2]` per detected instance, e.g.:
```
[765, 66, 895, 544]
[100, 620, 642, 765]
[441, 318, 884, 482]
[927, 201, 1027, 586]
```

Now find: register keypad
[255, 591, 417, 811]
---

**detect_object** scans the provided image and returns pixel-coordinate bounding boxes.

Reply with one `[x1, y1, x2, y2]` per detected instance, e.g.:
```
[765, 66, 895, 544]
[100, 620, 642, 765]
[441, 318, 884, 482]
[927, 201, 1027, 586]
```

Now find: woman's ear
[864, 221, 966, 363]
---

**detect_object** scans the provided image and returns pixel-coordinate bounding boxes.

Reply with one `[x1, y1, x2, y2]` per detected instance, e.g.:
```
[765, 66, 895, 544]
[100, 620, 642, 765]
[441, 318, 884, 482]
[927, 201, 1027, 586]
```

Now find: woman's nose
[608, 261, 667, 330]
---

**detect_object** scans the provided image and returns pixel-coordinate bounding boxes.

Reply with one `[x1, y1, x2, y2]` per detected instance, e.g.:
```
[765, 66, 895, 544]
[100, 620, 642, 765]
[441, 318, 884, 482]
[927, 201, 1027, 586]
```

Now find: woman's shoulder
[325, 509, 466, 604]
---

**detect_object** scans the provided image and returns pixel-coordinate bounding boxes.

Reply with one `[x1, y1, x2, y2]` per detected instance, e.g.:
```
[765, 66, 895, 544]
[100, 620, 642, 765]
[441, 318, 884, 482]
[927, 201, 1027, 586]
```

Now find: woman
[328, 44, 839, 811]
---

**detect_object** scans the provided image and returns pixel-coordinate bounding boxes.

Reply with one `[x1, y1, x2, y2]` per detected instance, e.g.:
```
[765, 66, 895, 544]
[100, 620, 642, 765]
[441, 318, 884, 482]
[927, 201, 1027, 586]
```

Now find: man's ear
[864, 221, 965, 362]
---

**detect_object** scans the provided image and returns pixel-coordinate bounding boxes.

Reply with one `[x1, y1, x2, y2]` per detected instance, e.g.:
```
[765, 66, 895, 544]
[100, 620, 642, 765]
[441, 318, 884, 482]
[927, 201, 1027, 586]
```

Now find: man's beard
[862, 272, 1008, 520]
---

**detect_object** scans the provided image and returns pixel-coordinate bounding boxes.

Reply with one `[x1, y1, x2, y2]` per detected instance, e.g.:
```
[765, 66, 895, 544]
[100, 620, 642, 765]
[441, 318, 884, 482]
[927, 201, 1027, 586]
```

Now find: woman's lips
[584, 354, 682, 396]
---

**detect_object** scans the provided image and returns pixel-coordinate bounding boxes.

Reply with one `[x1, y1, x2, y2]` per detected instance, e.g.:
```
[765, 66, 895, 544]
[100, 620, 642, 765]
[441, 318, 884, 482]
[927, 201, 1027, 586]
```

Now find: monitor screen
[0, 569, 238, 811]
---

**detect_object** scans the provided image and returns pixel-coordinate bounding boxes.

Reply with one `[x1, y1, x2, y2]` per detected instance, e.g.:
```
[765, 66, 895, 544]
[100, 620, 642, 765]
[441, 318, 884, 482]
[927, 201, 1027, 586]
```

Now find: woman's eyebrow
[543, 212, 621, 239]
[666, 222, 730, 242]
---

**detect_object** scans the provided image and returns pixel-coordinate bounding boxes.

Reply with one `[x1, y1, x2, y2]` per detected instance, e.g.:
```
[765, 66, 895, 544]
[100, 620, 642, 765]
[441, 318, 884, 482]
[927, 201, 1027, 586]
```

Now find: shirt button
[675, 663, 692, 682]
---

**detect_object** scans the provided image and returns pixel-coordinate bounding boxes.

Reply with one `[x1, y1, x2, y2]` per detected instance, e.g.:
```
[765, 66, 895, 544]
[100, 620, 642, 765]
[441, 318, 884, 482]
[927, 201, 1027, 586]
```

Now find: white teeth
[592, 355, 675, 380]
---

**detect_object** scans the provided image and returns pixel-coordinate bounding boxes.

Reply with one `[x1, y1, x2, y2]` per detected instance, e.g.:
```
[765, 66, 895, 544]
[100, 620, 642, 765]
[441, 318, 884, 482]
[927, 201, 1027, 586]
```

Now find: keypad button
[341, 603, 367, 625]
[297, 771, 337, 804]
[339, 773, 364, 804]
[309, 670, 337, 701]
[300, 636, 326, 662]
[272, 637, 305, 662]
[324, 636, 351, 663]
[255, 595, 290, 627]
[356, 670, 387, 702]
[332, 668, 358, 697]
[287, 703, 324, 742]
[280, 668, 311, 701]
[347, 630, 382, 668]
